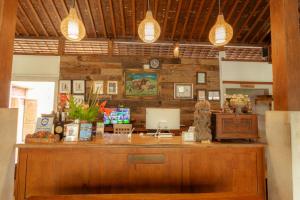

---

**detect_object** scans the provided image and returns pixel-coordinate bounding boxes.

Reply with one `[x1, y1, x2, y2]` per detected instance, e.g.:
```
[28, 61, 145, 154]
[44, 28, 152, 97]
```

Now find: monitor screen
[146, 108, 180, 130]
[104, 108, 130, 125]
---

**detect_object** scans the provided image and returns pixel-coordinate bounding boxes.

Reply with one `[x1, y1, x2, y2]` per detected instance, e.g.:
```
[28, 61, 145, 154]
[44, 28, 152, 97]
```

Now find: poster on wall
[125, 72, 158, 97]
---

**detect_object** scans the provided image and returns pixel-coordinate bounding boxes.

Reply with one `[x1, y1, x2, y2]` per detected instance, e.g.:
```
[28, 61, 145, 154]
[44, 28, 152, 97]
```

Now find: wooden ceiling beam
[189, 0, 206, 40]
[250, 16, 270, 43]
[161, 0, 171, 39]
[16, 18, 29, 36]
[60, 0, 69, 16]
[27, 0, 49, 37]
[109, 0, 117, 38]
[235, 0, 262, 40]
[226, 0, 239, 21]
[232, 0, 250, 29]
[171, 0, 183, 40]
[259, 28, 270, 43]
[180, 0, 195, 40]
[154, 0, 159, 19]
[97, 0, 107, 38]
[84, 0, 97, 37]
[198, 0, 216, 40]
[18, 4, 39, 36]
[49, 1, 62, 21]
[119, 0, 126, 36]
[132, 0, 136, 38]
[242, 5, 269, 42]
[39, 0, 59, 37]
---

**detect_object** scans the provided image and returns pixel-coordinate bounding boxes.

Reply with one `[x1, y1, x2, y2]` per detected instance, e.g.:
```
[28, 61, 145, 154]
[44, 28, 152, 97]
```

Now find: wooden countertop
[16, 134, 265, 148]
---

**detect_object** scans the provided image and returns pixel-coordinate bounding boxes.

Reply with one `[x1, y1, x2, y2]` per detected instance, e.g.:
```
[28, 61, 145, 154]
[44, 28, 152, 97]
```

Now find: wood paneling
[0, 0, 18, 107]
[15, 142, 265, 200]
[14, 0, 272, 45]
[270, 0, 300, 110]
[60, 56, 221, 127]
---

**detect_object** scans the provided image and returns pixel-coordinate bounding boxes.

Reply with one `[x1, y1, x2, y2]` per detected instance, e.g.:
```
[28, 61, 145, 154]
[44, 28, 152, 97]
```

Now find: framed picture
[107, 81, 118, 95]
[72, 80, 85, 94]
[93, 81, 104, 94]
[79, 123, 93, 141]
[64, 123, 80, 142]
[59, 80, 71, 93]
[174, 83, 193, 99]
[197, 90, 206, 101]
[197, 72, 206, 84]
[72, 95, 85, 105]
[208, 90, 220, 101]
[125, 72, 158, 97]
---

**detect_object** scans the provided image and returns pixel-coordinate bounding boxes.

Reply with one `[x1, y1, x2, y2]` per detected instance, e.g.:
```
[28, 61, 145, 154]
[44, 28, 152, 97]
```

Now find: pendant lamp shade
[138, 10, 161, 43]
[209, 14, 233, 46]
[60, 8, 86, 42]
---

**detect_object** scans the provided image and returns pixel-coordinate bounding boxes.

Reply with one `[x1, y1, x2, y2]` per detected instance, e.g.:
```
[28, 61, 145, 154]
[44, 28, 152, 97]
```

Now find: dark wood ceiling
[15, 0, 271, 45]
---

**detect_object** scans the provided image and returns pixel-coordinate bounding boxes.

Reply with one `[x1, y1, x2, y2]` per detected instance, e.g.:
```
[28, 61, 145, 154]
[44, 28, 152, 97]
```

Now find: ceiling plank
[226, 0, 239, 21]
[39, 0, 59, 36]
[27, 0, 49, 37]
[259, 28, 270, 43]
[180, 0, 195, 40]
[198, 0, 216, 40]
[154, 0, 159, 19]
[119, 0, 126, 36]
[171, 0, 183, 40]
[16, 18, 29, 36]
[109, 0, 117, 38]
[49, 0, 62, 21]
[242, 5, 269, 42]
[189, 0, 206, 40]
[250, 16, 270, 43]
[18, 4, 39, 36]
[161, 0, 171, 39]
[232, 0, 250, 29]
[97, 0, 107, 38]
[84, 0, 97, 37]
[60, 0, 69, 16]
[132, 0, 136, 38]
[235, 0, 262, 40]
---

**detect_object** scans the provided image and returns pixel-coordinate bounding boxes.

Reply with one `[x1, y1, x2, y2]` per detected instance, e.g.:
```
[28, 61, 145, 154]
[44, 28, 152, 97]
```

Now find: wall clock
[149, 58, 160, 69]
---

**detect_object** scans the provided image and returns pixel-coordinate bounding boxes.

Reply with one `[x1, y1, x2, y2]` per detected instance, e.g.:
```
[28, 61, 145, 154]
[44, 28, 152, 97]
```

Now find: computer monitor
[146, 108, 180, 130]
[103, 108, 130, 125]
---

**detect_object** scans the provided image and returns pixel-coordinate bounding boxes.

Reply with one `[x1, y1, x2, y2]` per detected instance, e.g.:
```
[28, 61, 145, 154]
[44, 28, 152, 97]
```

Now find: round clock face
[55, 126, 63, 134]
[149, 58, 160, 69]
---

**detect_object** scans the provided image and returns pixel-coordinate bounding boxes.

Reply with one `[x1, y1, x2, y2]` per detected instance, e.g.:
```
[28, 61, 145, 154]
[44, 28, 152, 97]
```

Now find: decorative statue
[193, 100, 212, 142]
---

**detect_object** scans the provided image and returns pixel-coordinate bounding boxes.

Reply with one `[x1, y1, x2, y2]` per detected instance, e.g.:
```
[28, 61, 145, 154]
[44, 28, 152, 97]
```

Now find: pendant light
[209, 0, 233, 46]
[138, 0, 161, 43]
[60, 0, 86, 41]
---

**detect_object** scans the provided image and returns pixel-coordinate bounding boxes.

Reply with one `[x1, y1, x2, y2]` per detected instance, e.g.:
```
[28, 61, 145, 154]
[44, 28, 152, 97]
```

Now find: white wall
[219, 59, 273, 104]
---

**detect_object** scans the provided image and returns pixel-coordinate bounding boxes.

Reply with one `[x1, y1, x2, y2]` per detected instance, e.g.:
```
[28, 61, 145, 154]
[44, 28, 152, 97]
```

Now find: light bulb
[67, 20, 79, 40]
[215, 26, 226, 44]
[144, 22, 155, 41]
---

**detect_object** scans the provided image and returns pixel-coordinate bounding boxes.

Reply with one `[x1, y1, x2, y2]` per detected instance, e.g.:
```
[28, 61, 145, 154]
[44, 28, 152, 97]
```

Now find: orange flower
[98, 101, 112, 115]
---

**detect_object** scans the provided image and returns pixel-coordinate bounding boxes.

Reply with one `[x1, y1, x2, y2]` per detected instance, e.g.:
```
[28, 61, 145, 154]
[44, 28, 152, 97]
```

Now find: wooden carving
[193, 100, 212, 141]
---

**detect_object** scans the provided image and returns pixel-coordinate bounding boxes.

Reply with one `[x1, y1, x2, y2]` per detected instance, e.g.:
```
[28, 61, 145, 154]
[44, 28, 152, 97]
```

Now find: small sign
[35, 117, 54, 133]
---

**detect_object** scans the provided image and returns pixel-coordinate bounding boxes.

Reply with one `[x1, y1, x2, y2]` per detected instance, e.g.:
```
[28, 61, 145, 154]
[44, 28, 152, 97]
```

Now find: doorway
[10, 81, 55, 143]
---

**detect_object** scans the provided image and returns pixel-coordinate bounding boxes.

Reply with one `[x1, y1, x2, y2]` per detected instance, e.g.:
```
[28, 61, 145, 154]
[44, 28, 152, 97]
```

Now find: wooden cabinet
[15, 139, 265, 200]
[212, 113, 258, 140]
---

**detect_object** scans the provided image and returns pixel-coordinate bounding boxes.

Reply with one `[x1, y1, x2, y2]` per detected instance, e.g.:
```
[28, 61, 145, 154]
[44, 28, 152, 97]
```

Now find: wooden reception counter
[15, 135, 266, 200]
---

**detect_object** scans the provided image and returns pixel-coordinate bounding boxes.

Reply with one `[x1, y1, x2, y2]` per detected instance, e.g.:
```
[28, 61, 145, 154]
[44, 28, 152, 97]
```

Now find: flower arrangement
[224, 94, 251, 114]
[68, 88, 111, 122]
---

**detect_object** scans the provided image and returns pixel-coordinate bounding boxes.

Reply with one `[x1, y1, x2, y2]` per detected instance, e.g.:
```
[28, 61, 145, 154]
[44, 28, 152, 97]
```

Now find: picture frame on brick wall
[72, 80, 85, 94]
[107, 81, 118, 95]
[208, 90, 220, 101]
[174, 83, 193, 99]
[197, 90, 206, 101]
[196, 72, 206, 84]
[93, 81, 104, 95]
[59, 80, 71, 93]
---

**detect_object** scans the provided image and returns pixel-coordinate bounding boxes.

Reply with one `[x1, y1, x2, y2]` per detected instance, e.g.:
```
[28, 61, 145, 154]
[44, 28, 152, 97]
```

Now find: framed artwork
[208, 90, 220, 101]
[93, 81, 104, 94]
[72, 80, 85, 94]
[125, 72, 158, 97]
[196, 72, 206, 84]
[72, 95, 85, 105]
[107, 81, 118, 95]
[64, 123, 79, 142]
[59, 80, 71, 93]
[197, 90, 206, 101]
[174, 83, 193, 99]
[79, 123, 93, 141]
